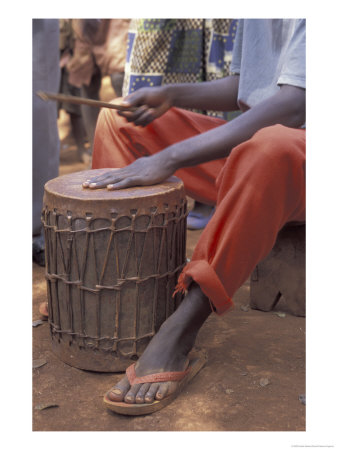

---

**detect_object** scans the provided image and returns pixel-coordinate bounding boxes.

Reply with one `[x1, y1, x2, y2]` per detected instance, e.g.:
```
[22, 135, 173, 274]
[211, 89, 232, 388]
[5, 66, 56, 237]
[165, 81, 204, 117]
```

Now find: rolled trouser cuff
[174, 260, 234, 315]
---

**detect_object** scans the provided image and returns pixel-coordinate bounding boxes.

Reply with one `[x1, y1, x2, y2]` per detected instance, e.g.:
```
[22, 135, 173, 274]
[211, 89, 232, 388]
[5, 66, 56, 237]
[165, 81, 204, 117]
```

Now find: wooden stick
[36, 91, 137, 112]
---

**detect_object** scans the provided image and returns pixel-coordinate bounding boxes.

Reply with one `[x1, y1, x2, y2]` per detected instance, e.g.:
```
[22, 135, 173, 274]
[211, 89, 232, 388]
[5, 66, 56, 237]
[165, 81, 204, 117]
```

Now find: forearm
[84, 85, 305, 192]
[164, 75, 240, 112]
[120, 75, 240, 126]
[163, 85, 306, 170]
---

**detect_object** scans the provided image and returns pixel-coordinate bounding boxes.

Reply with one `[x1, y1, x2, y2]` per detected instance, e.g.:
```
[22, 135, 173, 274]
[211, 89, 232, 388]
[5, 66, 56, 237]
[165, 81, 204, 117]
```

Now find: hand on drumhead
[118, 87, 172, 127]
[82, 155, 176, 190]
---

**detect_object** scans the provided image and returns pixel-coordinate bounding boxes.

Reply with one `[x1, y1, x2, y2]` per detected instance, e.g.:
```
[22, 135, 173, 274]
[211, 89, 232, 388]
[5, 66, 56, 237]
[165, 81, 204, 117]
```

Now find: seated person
[83, 19, 306, 414]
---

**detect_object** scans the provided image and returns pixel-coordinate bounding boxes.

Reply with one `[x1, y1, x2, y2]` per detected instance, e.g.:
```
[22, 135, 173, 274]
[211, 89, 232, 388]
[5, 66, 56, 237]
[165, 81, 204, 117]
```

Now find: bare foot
[106, 283, 211, 404]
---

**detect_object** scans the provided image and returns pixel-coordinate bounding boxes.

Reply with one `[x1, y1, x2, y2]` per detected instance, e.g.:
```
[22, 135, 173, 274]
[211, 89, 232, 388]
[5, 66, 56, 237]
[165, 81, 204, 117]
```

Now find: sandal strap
[126, 363, 190, 385]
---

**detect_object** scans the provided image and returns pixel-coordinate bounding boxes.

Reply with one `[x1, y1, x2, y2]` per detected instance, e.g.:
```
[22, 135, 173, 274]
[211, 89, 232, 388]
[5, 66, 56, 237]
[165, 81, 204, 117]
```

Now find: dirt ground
[32, 77, 305, 432]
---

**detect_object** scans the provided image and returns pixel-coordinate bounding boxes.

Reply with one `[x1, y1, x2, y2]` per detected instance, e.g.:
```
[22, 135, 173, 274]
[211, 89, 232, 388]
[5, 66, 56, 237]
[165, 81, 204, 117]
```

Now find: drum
[42, 169, 187, 372]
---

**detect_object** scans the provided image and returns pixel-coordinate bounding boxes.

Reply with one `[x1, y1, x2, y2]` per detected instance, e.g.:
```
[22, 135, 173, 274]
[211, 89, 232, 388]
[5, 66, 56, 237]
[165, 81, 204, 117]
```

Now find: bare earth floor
[33, 262, 305, 431]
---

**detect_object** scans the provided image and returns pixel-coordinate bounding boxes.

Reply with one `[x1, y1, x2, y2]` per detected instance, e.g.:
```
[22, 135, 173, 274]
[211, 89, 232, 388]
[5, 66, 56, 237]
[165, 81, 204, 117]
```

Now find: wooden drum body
[42, 169, 187, 372]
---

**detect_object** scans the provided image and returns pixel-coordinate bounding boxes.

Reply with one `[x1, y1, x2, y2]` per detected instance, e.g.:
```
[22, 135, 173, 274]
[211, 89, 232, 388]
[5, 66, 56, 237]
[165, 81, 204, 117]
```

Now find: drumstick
[36, 91, 137, 112]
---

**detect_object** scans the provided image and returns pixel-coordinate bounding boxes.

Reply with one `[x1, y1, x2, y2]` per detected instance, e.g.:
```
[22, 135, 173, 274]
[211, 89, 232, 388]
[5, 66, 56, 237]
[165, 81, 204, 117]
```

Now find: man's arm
[166, 76, 240, 112]
[119, 76, 240, 127]
[84, 83, 305, 190]
[166, 84, 305, 169]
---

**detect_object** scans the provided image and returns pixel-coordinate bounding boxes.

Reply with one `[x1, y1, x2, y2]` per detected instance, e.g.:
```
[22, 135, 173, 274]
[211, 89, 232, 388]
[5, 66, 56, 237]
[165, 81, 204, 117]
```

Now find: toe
[155, 382, 169, 400]
[124, 384, 142, 404]
[135, 383, 151, 404]
[155, 381, 179, 400]
[167, 380, 180, 396]
[107, 376, 130, 402]
[145, 383, 160, 403]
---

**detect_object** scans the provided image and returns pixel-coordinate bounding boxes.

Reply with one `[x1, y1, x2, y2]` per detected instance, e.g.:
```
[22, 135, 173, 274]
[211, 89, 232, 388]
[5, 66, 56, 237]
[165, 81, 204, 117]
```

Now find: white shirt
[230, 19, 306, 112]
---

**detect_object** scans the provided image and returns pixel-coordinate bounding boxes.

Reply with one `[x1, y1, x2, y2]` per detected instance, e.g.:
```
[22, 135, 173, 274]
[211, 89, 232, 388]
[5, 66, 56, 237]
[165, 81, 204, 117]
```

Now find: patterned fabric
[123, 19, 238, 119]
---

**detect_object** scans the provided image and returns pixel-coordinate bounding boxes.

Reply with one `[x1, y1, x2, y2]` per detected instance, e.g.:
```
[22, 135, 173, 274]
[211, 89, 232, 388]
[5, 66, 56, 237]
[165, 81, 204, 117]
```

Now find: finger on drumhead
[107, 177, 138, 190]
[82, 176, 103, 188]
[84, 177, 112, 189]
[82, 179, 97, 187]
[88, 179, 116, 189]
[82, 179, 103, 188]
[82, 171, 119, 188]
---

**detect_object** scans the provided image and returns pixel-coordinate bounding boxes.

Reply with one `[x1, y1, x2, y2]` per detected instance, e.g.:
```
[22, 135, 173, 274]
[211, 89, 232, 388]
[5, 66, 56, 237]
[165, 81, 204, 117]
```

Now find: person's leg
[33, 19, 60, 265]
[177, 124, 306, 313]
[110, 72, 125, 98]
[80, 65, 102, 159]
[105, 124, 305, 404]
[69, 113, 88, 162]
[108, 282, 212, 404]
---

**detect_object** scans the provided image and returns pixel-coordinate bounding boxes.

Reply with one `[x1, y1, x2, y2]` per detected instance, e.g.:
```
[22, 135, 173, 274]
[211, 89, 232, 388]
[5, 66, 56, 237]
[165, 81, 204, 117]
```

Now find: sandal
[103, 349, 207, 415]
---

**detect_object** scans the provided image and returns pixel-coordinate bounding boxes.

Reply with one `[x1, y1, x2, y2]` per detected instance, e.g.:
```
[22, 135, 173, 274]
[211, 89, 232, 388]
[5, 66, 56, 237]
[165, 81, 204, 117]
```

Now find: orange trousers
[92, 106, 306, 314]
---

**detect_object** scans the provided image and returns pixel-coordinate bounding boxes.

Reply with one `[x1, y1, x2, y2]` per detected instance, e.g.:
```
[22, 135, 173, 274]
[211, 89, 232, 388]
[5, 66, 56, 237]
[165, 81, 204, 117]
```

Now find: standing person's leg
[104, 124, 305, 408]
[32, 19, 60, 265]
[110, 72, 125, 98]
[59, 67, 89, 163]
[80, 65, 102, 158]
[69, 112, 88, 161]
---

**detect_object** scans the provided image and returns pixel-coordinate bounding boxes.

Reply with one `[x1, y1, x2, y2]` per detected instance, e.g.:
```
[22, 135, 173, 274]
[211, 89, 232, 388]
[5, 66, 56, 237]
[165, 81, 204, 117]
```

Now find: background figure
[58, 19, 89, 163]
[122, 19, 238, 229]
[32, 19, 60, 266]
[65, 19, 130, 163]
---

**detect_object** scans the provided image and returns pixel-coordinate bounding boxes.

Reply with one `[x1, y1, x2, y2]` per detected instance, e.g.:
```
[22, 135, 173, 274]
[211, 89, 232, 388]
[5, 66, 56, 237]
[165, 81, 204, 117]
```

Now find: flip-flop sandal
[103, 349, 207, 416]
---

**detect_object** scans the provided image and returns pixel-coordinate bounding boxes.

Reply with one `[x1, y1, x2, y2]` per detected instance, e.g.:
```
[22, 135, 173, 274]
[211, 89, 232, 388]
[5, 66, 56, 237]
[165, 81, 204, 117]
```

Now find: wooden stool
[250, 225, 305, 317]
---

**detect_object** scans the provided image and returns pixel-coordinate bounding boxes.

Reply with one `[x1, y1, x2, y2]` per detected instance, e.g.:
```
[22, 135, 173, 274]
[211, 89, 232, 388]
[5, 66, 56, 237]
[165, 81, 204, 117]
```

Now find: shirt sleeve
[230, 19, 243, 75]
[278, 19, 306, 89]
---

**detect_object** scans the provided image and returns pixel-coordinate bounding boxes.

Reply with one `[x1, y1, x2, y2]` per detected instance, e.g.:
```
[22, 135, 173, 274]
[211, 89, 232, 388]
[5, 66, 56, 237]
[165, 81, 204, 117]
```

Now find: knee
[237, 125, 305, 170]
